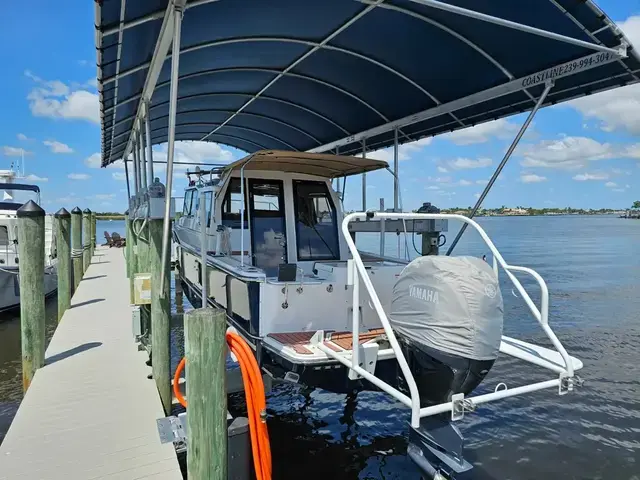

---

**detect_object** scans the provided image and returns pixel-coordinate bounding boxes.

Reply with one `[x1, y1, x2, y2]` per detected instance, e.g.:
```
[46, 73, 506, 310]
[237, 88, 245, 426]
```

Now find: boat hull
[0, 265, 57, 313]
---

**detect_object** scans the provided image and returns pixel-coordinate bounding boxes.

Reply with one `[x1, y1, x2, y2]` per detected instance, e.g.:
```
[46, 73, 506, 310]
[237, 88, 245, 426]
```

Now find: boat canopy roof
[223, 150, 388, 178]
[96, 0, 640, 166]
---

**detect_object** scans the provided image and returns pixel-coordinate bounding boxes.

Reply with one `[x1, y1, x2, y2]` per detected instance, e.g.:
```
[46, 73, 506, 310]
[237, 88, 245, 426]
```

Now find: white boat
[173, 150, 583, 477]
[0, 171, 57, 312]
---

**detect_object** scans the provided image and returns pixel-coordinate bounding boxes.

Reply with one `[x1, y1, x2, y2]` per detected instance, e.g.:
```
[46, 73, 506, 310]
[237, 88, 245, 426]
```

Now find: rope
[71, 248, 83, 258]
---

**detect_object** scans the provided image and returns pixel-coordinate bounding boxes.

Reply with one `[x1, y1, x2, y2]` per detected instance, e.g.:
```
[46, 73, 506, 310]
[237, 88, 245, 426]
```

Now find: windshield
[0, 186, 39, 207]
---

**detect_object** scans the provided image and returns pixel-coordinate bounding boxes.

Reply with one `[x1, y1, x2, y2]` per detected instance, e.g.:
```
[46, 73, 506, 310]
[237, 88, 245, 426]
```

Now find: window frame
[221, 178, 248, 229]
[183, 189, 196, 216]
[292, 180, 340, 262]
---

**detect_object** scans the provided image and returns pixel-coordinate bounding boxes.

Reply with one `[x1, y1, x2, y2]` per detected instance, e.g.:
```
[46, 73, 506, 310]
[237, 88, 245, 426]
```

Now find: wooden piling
[185, 307, 228, 480]
[17, 200, 45, 392]
[149, 218, 171, 413]
[83, 208, 91, 273]
[54, 208, 71, 322]
[71, 207, 83, 292]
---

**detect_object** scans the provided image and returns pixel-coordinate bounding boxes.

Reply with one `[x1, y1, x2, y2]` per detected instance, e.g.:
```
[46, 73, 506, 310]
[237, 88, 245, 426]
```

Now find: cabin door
[248, 179, 287, 277]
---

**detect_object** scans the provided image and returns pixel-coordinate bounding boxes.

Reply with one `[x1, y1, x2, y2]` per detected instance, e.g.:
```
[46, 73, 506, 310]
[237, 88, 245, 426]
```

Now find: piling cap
[17, 200, 44, 218]
[54, 207, 71, 218]
[71, 207, 82, 215]
[83, 208, 92, 214]
[124, 209, 129, 215]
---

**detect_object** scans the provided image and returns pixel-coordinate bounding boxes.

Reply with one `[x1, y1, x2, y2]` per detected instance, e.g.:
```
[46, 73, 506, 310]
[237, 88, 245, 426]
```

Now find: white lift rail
[314, 212, 582, 429]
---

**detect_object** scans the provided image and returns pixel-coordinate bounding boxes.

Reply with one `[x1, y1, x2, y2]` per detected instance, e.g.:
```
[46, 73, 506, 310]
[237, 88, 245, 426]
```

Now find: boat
[0, 170, 57, 312]
[173, 150, 583, 478]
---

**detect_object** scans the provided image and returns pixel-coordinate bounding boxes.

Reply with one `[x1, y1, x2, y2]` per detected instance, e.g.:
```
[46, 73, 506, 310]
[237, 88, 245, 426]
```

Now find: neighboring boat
[0, 170, 57, 312]
[173, 150, 582, 477]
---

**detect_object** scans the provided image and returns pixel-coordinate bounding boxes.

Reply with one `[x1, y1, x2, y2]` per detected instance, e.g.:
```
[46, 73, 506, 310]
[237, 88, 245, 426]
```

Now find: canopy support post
[159, 4, 184, 297]
[446, 80, 554, 256]
[124, 157, 131, 201]
[145, 107, 155, 183]
[132, 141, 140, 196]
[361, 140, 367, 211]
[139, 129, 147, 190]
[393, 128, 399, 212]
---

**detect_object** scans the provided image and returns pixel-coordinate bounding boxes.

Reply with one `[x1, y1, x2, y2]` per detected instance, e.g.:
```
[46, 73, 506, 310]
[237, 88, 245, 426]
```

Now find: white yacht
[173, 150, 582, 477]
[0, 170, 57, 312]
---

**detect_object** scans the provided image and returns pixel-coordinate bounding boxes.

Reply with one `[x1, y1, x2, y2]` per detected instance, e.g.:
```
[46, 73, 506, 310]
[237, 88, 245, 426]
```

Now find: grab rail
[335, 212, 575, 427]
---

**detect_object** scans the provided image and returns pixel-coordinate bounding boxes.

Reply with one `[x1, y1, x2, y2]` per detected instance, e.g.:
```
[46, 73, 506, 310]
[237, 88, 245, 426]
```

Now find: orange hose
[172, 333, 271, 480]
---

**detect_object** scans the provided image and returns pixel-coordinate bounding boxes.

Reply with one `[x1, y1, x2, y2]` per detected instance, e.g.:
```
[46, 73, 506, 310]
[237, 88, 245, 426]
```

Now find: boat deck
[0, 246, 182, 480]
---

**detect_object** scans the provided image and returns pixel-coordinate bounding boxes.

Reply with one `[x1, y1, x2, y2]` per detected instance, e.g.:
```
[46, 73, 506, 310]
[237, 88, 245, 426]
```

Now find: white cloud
[426, 185, 440, 190]
[112, 172, 126, 181]
[520, 136, 615, 169]
[458, 179, 473, 186]
[25, 71, 99, 124]
[440, 118, 519, 145]
[17, 133, 33, 142]
[475, 179, 488, 185]
[566, 16, 640, 135]
[24, 174, 48, 182]
[437, 166, 448, 173]
[68, 173, 90, 180]
[362, 137, 432, 163]
[572, 172, 609, 181]
[474, 193, 481, 199]
[44, 140, 73, 154]
[520, 173, 547, 183]
[448, 157, 492, 170]
[93, 194, 116, 200]
[605, 181, 617, 188]
[1, 146, 31, 157]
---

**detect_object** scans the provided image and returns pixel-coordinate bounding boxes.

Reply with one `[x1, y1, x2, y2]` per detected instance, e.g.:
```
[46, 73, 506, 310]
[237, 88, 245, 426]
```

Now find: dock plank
[0, 246, 182, 480]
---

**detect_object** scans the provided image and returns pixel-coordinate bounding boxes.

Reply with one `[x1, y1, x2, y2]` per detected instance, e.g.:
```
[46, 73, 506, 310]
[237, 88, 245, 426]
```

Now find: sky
[0, 1, 638, 213]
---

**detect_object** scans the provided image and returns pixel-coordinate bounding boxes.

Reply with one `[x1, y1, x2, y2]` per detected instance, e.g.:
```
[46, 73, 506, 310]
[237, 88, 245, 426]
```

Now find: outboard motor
[390, 255, 503, 479]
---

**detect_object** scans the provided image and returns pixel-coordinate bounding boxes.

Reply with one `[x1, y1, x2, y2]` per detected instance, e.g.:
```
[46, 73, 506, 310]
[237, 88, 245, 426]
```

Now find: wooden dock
[0, 246, 182, 480]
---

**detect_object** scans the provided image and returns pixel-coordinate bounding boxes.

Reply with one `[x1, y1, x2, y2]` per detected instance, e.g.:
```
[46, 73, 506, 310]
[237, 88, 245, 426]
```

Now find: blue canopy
[96, 0, 640, 166]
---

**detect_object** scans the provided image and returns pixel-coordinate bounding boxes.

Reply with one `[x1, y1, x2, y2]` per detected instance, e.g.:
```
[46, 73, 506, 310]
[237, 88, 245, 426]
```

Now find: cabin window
[293, 181, 340, 261]
[183, 189, 195, 216]
[205, 191, 213, 228]
[0, 226, 8, 247]
[222, 178, 247, 229]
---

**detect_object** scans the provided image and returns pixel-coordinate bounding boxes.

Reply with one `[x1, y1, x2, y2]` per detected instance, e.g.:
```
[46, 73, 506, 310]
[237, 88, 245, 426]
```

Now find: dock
[0, 246, 182, 480]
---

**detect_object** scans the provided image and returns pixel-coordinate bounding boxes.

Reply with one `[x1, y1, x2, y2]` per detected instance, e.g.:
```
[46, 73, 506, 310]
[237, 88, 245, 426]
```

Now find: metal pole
[17, 200, 45, 392]
[55, 208, 71, 322]
[145, 109, 155, 184]
[82, 209, 92, 273]
[159, 5, 183, 297]
[406, 0, 620, 55]
[71, 207, 83, 291]
[132, 141, 140, 195]
[139, 129, 147, 190]
[361, 140, 366, 211]
[124, 157, 131, 200]
[199, 190, 208, 304]
[446, 81, 554, 256]
[379, 197, 385, 256]
[393, 128, 399, 212]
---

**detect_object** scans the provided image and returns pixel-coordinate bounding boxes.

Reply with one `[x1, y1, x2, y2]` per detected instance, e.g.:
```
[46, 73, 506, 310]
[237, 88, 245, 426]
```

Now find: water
[1, 216, 639, 479]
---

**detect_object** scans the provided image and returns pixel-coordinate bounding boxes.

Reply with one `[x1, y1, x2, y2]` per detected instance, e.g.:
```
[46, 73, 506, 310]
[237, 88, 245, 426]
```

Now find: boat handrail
[332, 211, 575, 428]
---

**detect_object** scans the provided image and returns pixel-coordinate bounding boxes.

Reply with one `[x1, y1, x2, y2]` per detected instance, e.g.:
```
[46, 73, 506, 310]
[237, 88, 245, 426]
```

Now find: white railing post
[349, 261, 360, 380]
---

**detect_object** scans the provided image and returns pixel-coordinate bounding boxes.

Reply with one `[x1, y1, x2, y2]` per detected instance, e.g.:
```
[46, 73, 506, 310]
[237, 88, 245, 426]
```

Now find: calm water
[1, 216, 639, 479]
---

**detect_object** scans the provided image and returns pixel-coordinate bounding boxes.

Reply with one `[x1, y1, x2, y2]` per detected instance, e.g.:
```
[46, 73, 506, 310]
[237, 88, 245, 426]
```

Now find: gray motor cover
[390, 256, 503, 361]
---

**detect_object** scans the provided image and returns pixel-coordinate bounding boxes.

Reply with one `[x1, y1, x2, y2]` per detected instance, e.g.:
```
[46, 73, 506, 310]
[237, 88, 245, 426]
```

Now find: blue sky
[0, 1, 637, 213]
